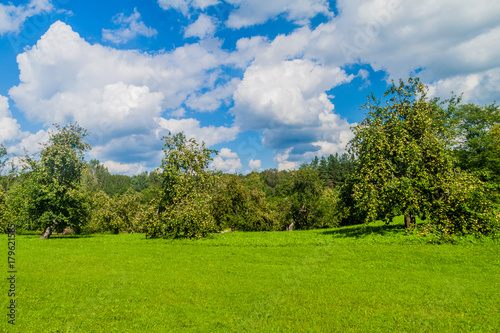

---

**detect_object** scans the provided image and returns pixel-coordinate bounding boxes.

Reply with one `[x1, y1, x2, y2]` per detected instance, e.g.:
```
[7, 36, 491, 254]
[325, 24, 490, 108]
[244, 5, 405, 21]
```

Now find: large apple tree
[349, 78, 497, 235]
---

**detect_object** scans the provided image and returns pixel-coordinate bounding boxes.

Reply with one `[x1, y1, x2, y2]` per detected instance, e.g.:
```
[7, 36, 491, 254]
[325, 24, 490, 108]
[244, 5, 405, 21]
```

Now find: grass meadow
[2, 217, 500, 332]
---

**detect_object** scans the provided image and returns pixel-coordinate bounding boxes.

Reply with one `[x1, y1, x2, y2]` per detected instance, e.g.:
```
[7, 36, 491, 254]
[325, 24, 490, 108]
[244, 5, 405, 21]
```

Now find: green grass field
[2, 218, 500, 332]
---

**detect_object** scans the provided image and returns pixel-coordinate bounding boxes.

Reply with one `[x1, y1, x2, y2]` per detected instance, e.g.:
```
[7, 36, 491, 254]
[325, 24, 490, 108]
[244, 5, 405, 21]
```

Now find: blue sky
[1, 0, 499, 175]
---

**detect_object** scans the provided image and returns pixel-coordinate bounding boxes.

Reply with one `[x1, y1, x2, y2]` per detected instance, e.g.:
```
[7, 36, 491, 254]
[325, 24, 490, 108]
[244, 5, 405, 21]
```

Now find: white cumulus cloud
[210, 148, 242, 173]
[103, 160, 147, 176]
[0, 95, 22, 143]
[232, 59, 353, 165]
[248, 159, 261, 170]
[157, 0, 219, 16]
[0, 0, 53, 35]
[155, 117, 239, 146]
[8, 21, 239, 172]
[102, 8, 158, 44]
[225, 0, 331, 29]
[184, 14, 218, 39]
[302, 0, 500, 102]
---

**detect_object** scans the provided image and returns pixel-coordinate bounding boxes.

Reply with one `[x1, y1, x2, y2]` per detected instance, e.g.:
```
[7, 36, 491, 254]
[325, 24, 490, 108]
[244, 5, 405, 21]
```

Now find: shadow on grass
[15, 233, 98, 239]
[47, 234, 95, 239]
[320, 223, 406, 238]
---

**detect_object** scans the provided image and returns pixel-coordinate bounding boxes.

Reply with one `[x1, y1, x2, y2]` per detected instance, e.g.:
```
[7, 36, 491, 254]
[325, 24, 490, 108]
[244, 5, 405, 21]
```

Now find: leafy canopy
[16, 123, 91, 237]
[147, 132, 218, 239]
[349, 78, 456, 223]
[349, 78, 498, 235]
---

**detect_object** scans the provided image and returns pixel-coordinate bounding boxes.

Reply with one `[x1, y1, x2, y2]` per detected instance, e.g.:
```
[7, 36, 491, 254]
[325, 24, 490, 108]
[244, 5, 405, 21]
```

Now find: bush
[0, 189, 8, 233]
[211, 176, 283, 232]
[315, 189, 345, 229]
[148, 192, 218, 239]
[277, 166, 324, 230]
[86, 189, 149, 234]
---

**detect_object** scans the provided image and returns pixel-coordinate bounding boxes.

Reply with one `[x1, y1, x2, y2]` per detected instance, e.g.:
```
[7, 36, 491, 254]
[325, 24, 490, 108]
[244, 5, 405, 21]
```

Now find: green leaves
[148, 132, 218, 239]
[349, 78, 497, 236]
[9, 123, 91, 238]
[450, 103, 500, 185]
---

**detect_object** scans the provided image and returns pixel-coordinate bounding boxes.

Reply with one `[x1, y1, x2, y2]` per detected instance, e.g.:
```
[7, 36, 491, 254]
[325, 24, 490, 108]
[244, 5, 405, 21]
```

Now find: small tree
[147, 132, 218, 239]
[22, 124, 91, 238]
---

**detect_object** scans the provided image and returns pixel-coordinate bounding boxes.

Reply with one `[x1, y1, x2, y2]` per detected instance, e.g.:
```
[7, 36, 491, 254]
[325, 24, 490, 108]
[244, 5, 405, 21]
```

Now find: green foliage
[0, 143, 6, 173]
[147, 132, 218, 239]
[309, 153, 356, 188]
[315, 188, 345, 228]
[158, 132, 217, 210]
[131, 172, 149, 192]
[349, 78, 497, 236]
[259, 168, 291, 196]
[337, 172, 368, 226]
[82, 159, 134, 196]
[13, 123, 91, 237]
[82, 159, 109, 192]
[86, 189, 149, 234]
[212, 175, 280, 231]
[450, 103, 500, 185]
[154, 192, 217, 239]
[0, 188, 7, 233]
[421, 170, 499, 237]
[278, 166, 324, 230]
[212, 175, 248, 229]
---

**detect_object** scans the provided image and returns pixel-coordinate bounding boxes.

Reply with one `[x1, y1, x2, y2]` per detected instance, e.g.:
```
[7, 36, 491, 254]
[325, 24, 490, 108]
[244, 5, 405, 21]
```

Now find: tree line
[0, 78, 499, 240]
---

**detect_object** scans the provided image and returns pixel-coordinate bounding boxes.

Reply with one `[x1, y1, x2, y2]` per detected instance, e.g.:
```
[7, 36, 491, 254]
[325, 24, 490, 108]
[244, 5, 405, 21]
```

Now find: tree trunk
[39, 224, 54, 239]
[287, 221, 295, 231]
[404, 215, 416, 229]
[231, 224, 235, 233]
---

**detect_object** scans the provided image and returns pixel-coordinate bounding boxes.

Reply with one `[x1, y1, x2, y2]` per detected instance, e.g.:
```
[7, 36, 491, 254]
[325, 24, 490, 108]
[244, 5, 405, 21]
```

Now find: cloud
[103, 160, 147, 176]
[237, 0, 500, 115]
[155, 117, 239, 146]
[0, 95, 22, 143]
[184, 14, 218, 39]
[9, 21, 228, 128]
[300, 0, 500, 99]
[102, 8, 157, 44]
[428, 68, 500, 105]
[185, 77, 240, 112]
[8, 21, 240, 172]
[157, 0, 219, 16]
[87, 132, 165, 168]
[225, 0, 331, 29]
[232, 59, 353, 165]
[210, 148, 242, 173]
[8, 21, 231, 129]
[274, 148, 298, 171]
[233, 59, 351, 129]
[7, 129, 49, 157]
[0, 0, 53, 35]
[248, 159, 261, 170]
[158, 0, 330, 28]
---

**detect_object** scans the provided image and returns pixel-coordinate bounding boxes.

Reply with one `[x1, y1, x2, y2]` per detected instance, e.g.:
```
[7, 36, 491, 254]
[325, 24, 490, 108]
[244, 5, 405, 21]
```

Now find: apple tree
[349, 78, 497, 235]
[22, 124, 91, 238]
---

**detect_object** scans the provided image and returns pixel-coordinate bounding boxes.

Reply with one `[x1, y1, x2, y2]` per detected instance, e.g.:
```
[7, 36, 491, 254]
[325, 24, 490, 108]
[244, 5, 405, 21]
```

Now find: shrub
[150, 192, 218, 239]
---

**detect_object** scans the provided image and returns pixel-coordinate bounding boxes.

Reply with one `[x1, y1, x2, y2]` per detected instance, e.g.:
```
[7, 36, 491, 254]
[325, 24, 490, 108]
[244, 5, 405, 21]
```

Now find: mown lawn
[2, 219, 500, 332]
